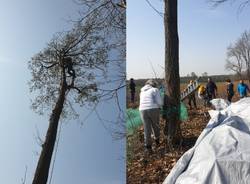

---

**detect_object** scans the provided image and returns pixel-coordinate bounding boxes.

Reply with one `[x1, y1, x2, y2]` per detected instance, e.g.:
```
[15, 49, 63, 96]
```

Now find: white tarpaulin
[163, 97, 250, 184]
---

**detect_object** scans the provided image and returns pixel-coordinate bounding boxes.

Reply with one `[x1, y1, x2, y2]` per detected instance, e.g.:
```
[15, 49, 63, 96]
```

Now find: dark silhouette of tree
[210, 0, 250, 6]
[210, 0, 250, 12]
[78, 0, 126, 79]
[225, 45, 244, 79]
[29, 14, 111, 184]
[74, 0, 126, 140]
[30, 1, 126, 182]
[164, 0, 181, 148]
[225, 30, 250, 81]
[191, 72, 198, 78]
[202, 72, 208, 77]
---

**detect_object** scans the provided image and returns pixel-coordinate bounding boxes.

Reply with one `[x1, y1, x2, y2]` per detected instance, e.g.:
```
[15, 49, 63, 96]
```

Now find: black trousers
[227, 93, 234, 102]
[188, 94, 197, 108]
[131, 91, 135, 103]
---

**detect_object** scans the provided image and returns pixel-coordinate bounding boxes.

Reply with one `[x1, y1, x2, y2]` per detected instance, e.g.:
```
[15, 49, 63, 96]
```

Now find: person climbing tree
[30, 13, 112, 184]
[63, 57, 75, 78]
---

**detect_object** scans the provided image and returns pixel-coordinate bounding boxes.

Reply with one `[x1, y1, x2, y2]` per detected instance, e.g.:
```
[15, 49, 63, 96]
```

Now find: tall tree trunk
[164, 0, 181, 146]
[32, 68, 67, 184]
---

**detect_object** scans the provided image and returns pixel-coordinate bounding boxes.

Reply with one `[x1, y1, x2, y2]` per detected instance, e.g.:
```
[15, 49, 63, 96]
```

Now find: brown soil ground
[127, 82, 243, 184]
[127, 106, 209, 184]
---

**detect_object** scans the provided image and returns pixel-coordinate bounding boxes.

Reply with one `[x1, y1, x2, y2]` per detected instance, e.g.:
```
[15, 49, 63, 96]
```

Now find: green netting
[126, 108, 142, 135]
[160, 102, 188, 121]
[159, 86, 165, 98]
[127, 102, 188, 135]
[179, 102, 188, 121]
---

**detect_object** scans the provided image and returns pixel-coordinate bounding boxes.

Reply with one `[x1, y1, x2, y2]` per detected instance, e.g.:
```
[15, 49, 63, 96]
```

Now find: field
[127, 81, 246, 183]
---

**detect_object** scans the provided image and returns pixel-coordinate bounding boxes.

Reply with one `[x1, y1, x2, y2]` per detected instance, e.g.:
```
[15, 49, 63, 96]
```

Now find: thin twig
[145, 0, 164, 18]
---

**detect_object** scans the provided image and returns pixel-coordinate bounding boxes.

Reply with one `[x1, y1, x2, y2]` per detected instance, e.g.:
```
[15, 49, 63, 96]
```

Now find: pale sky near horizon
[0, 1, 125, 183]
[127, 0, 250, 79]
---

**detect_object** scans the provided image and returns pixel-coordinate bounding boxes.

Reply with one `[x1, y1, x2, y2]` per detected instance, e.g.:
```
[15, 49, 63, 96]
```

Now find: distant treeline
[128, 74, 247, 87]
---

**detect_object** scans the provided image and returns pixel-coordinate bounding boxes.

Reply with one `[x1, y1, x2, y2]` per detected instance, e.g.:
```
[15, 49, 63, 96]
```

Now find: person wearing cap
[139, 79, 163, 153]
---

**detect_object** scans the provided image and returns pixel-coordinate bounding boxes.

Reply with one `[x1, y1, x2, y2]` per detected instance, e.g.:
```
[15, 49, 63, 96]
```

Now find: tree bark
[164, 0, 181, 146]
[32, 68, 67, 184]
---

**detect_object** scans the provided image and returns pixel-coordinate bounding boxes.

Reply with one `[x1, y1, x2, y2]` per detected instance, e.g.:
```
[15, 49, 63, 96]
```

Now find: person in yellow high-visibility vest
[198, 85, 207, 106]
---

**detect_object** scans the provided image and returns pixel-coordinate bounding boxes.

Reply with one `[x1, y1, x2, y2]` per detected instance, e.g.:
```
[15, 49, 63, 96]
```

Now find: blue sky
[0, 1, 125, 183]
[127, 0, 250, 79]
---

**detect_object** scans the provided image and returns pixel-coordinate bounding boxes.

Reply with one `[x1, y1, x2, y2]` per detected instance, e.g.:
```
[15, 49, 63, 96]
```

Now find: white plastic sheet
[163, 97, 250, 184]
[210, 98, 230, 111]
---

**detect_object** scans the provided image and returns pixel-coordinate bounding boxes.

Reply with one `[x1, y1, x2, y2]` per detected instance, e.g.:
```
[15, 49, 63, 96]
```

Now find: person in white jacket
[139, 79, 163, 152]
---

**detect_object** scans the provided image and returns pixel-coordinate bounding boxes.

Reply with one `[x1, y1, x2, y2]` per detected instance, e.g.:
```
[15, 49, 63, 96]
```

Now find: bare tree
[164, 0, 181, 147]
[225, 44, 244, 78]
[202, 72, 208, 77]
[77, 0, 126, 80]
[239, 31, 250, 81]
[210, 0, 250, 12]
[225, 31, 250, 80]
[76, 0, 126, 139]
[210, 0, 250, 6]
[191, 72, 198, 78]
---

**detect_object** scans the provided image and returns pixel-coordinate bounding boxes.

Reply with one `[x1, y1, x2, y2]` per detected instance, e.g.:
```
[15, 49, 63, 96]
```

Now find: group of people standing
[195, 78, 218, 107]
[182, 78, 219, 109]
[129, 78, 250, 153]
[197, 78, 250, 107]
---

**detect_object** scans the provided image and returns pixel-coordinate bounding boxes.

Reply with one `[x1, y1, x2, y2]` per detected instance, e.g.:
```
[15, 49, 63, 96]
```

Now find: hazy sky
[127, 0, 250, 79]
[0, 1, 125, 183]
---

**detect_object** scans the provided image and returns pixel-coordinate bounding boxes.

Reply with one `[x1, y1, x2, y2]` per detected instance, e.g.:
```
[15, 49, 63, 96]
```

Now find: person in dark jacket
[129, 78, 136, 103]
[206, 78, 217, 102]
[226, 79, 234, 102]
